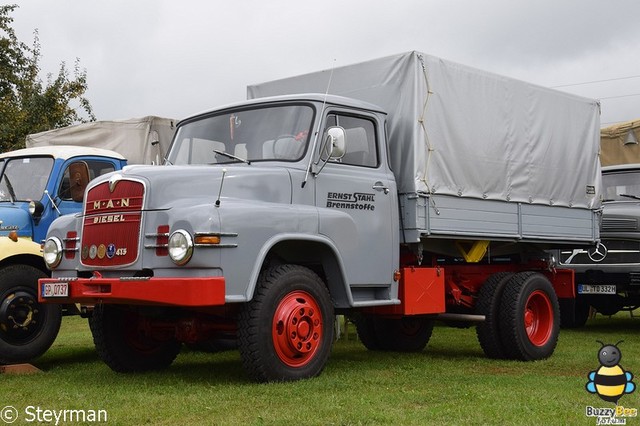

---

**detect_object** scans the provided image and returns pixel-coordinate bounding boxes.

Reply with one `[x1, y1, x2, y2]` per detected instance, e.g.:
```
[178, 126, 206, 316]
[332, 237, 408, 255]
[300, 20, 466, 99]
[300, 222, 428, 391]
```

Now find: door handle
[372, 182, 389, 194]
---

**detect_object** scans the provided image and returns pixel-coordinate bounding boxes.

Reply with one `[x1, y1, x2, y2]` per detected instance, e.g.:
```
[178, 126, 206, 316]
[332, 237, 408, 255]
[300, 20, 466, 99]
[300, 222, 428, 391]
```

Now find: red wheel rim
[523, 290, 553, 346]
[272, 290, 323, 367]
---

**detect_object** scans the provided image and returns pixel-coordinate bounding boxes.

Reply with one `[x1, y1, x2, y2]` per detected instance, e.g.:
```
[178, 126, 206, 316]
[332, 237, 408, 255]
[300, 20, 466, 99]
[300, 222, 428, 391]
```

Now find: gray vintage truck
[38, 52, 601, 382]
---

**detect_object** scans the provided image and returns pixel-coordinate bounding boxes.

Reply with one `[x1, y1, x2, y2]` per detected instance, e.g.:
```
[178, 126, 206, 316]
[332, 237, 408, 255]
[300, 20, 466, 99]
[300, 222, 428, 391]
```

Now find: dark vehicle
[557, 164, 640, 327]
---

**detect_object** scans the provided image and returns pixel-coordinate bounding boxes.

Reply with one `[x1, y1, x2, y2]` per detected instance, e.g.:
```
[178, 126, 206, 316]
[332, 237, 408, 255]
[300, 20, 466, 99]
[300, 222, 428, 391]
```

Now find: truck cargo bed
[401, 193, 598, 245]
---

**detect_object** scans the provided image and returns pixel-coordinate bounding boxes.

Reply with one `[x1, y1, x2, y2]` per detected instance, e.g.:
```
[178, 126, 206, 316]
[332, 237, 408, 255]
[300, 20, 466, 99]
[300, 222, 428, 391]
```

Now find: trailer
[38, 52, 601, 381]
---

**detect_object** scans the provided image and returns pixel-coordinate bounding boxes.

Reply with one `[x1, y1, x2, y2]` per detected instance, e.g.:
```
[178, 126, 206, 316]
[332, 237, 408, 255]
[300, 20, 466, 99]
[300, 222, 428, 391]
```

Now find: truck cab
[163, 96, 398, 302]
[557, 163, 640, 326]
[0, 146, 126, 363]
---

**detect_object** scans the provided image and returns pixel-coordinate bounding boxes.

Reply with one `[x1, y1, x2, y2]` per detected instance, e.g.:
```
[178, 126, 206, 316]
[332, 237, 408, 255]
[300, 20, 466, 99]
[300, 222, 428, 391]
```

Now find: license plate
[41, 282, 69, 298]
[577, 284, 616, 295]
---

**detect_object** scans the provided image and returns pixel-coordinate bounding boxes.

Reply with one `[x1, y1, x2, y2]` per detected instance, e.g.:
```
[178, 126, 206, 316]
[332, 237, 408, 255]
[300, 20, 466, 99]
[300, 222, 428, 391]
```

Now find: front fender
[43, 214, 81, 274]
[242, 233, 351, 307]
[0, 236, 42, 263]
[218, 200, 355, 306]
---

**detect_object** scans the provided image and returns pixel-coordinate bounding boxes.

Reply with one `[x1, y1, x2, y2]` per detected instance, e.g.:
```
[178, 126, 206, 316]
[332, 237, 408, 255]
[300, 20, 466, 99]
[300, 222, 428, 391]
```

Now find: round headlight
[168, 230, 193, 266]
[28, 200, 44, 218]
[43, 237, 63, 269]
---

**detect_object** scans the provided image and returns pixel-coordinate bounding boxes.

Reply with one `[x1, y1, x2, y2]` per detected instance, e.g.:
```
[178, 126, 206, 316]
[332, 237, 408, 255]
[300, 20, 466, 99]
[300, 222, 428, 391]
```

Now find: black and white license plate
[41, 282, 69, 298]
[577, 284, 616, 295]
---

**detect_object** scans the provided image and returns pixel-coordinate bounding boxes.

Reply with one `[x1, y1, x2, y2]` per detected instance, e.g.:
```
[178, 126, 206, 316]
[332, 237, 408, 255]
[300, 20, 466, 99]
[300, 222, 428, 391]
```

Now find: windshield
[167, 104, 314, 165]
[602, 170, 640, 201]
[0, 157, 54, 202]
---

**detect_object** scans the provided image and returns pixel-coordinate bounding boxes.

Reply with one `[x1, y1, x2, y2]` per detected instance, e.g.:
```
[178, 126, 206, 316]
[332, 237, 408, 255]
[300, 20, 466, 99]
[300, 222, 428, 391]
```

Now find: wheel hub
[524, 290, 553, 346]
[273, 291, 323, 367]
[0, 291, 40, 337]
[524, 309, 534, 328]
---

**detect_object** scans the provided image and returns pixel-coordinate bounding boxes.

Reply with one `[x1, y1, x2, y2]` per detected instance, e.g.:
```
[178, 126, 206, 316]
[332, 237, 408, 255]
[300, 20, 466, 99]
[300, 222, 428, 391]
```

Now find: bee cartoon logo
[586, 340, 636, 404]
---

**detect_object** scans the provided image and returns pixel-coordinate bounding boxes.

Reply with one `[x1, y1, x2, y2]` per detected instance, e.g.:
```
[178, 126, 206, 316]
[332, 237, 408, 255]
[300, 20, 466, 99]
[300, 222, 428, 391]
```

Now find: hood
[601, 201, 640, 233]
[0, 204, 32, 238]
[96, 164, 294, 209]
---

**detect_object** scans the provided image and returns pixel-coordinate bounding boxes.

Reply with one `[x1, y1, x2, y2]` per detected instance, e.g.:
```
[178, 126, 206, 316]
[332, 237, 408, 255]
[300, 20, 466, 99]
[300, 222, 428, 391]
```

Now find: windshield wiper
[619, 194, 640, 201]
[212, 149, 251, 165]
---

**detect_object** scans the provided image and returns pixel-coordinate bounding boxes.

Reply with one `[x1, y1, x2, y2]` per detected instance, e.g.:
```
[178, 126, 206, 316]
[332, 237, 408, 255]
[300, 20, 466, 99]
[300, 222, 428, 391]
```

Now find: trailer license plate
[41, 282, 69, 298]
[577, 284, 616, 295]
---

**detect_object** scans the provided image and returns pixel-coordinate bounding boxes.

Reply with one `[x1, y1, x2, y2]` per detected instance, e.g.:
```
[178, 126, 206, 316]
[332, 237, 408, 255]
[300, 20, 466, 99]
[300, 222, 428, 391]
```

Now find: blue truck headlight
[168, 230, 193, 265]
[43, 237, 63, 268]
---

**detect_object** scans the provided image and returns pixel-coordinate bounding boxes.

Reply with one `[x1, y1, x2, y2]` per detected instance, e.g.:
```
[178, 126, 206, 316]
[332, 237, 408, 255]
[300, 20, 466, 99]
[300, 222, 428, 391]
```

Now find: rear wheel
[354, 314, 433, 352]
[475, 272, 514, 359]
[499, 272, 560, 361]
[238, 265, 334, 382]
[352, 313, 382, 350]
[0, 265, 61, 363]
[374, 316, 434, 352]
[89, 305, 181, 372]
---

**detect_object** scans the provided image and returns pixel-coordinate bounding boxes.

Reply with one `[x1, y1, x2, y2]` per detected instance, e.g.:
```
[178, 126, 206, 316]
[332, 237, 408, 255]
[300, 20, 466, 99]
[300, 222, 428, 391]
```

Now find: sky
[10, 0, 640, 127]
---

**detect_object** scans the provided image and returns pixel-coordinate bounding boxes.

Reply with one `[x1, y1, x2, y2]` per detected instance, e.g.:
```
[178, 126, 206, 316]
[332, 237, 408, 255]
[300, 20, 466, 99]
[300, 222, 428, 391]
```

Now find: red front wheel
[238, 265, 334, 382]
[272, 290, 324, 367]
[499, 272, 560, 361]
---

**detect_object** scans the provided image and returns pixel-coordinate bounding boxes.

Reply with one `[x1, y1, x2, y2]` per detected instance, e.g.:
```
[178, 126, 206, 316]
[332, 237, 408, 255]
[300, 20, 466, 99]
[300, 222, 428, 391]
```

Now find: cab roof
[0, 145, 126, 161]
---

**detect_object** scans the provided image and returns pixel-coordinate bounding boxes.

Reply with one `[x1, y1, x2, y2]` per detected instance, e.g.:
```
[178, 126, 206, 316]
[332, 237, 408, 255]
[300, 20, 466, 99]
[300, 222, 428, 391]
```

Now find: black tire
[238, 264, 334, 382]
[89, 305, 181, 372]
[352, 313, 382, 350]
[374, 316, 434, 352]
[591, 294, 624, 317]
[0, 264, 61, 363]
[559, 297, 590, 328]
[475, 272, 514, 359]
[499, 272, 560, 361]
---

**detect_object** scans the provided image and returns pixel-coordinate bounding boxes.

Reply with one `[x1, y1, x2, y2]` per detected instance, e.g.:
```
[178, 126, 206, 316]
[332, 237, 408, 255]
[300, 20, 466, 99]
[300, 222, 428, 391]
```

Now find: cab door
[314, 111, 397, 287]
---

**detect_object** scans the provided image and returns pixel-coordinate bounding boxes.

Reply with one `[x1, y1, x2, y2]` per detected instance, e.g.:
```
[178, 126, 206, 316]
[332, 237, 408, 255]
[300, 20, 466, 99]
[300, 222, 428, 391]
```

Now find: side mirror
[68, 161, 90, 202]
[324, 126, 346, 159]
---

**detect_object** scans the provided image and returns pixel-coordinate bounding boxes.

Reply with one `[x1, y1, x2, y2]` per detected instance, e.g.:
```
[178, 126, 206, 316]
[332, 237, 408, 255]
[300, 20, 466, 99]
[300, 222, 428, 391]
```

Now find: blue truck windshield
[168, 104, 314, 165]
[0, 157, 54, 202]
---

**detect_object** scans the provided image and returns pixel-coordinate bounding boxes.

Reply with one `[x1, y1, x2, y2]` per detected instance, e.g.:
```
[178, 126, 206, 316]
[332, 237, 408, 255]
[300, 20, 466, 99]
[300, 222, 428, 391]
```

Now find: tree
[0, 4, 95, 152]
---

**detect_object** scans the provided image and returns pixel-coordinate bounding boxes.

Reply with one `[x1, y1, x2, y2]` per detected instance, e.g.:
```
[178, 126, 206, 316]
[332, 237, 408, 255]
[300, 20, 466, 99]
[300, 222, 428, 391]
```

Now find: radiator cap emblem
[109, 173, 122, 193]
[588, 242, 608, 263]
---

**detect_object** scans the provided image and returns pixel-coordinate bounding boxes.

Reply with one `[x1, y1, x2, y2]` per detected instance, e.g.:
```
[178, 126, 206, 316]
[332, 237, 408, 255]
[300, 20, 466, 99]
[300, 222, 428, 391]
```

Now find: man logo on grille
[588, 242, 608, 263]
[109, 173, 122, 193]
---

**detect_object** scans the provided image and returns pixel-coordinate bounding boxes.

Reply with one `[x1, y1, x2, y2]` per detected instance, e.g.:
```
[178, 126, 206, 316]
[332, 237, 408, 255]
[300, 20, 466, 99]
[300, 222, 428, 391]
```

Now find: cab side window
[59, 160, 116, 201]
[326, 114, 378, 167]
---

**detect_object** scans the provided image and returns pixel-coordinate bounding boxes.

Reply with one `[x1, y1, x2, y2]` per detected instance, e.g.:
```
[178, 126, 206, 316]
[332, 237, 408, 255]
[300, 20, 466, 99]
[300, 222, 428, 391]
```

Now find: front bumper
[38, 273, 226, 307]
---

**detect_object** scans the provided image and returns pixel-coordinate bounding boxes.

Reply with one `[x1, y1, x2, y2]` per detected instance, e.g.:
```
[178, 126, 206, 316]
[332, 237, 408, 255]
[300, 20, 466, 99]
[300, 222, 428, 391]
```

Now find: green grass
[1, 313, 639, 425]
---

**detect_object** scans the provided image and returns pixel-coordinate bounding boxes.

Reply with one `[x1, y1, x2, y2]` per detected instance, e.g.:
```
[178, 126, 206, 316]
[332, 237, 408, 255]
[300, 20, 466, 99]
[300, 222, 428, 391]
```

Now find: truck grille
[81, 179, 144, 267]
[559, 239, 640, 265]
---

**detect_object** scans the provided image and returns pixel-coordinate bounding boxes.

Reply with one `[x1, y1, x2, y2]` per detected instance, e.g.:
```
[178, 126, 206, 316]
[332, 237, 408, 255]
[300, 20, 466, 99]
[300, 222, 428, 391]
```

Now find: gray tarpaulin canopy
[25, 116, 175, 165]
[248, 51, 602, 210]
